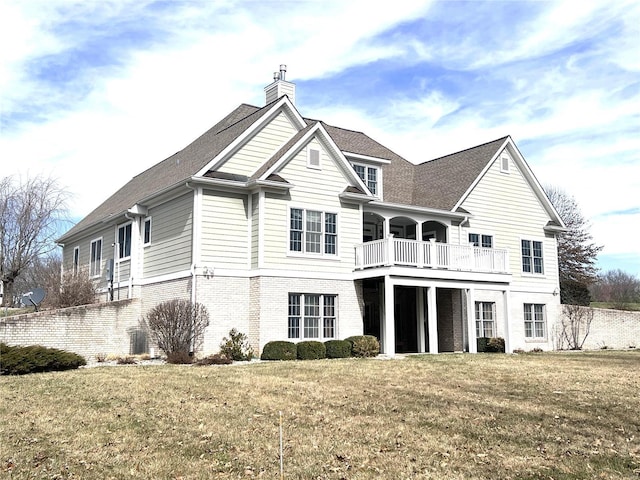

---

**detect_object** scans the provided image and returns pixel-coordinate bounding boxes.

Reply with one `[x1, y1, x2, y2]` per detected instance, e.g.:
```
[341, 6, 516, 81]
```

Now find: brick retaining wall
[0, 299, 143, 360]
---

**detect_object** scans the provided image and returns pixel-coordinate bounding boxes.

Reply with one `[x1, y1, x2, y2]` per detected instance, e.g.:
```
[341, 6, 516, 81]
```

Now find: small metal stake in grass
[279, 410, 284, 479]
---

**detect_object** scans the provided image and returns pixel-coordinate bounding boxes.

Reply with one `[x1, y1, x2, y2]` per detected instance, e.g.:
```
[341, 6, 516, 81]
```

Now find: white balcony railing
[354, 237, 509, 273]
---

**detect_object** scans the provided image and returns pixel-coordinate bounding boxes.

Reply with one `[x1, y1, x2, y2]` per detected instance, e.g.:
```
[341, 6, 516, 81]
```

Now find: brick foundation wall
[0, 299, 142, 360]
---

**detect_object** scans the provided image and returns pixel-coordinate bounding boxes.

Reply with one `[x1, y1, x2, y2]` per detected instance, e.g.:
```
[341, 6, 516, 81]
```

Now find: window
[288, 293, 337, 340]
[500, 155, 510, 173]
[308, 147, 321, 169]
[524, 303, 546, 339]
[73, 247, 80, 275]
[289, 208, 338, 256]
[521, 239, 543, 274]
[469, 233, 493, 248]
[117, 223, 132, 259]
[90, 238, 102, 277]
[143, 217, 152, 246]
[475, 302, 495, 338]
[352, 163, 378, 195]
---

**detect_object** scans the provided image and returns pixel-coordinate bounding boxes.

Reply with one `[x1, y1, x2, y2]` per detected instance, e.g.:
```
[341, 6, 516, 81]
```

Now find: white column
[503, 289, 511, 353]
[383, 275, 395, 356]
[427, 286, 438, 353]
[417, 287, 426, 353]
[467, 288, 477, 353]
[129, 216, 141, 299]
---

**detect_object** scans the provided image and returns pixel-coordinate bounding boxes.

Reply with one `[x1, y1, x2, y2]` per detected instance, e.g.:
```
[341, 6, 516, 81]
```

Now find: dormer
[265, 64, 296, 105]
[344, 152, 390, 199]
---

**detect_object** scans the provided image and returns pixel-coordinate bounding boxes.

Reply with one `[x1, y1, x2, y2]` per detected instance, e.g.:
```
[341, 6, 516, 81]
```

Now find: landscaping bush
[219, 328, 253, 361]
[0, 344, 86, 375]
[477, 337, 489, 352]
[166, 351, 193, 364]
[325, 340, 351, 359]
[145, 299, 209, 357]
[345, 335, 380, 357]
[486, 337, 505, 353]
[297, 341, 326, 360]
[260, 341, 297, 361]
[196, 353, 232, 366]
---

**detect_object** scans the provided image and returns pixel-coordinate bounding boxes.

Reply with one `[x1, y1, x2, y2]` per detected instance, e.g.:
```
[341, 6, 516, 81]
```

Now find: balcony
[354, 237, 509, 274]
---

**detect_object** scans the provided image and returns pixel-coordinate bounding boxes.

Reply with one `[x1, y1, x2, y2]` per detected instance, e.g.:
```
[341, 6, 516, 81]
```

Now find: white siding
[261, 137, 361, 273]
[143, 193, 193, 278]
[200, 190, 249, 268]
[459, 151, 560, 291]
[251, 193, 259, 269]
[219, 111, 297, 176]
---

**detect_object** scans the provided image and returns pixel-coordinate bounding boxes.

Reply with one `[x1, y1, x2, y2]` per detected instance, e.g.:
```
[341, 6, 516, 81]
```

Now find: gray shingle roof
[59, 103, 272, 240]
[412, 137, 509, 210]
[59, 95, 510, 243]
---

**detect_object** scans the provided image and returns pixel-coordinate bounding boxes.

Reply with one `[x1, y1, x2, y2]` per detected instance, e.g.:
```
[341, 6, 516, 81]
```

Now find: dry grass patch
[1, 351, 639, 479]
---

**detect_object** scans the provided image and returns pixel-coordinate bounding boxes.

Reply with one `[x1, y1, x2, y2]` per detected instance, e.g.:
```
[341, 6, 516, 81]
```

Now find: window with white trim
[475, 302, 495, 338]
[308, 147, 321, 169]
[500, 155, 510, 173]
[117, 222, 132, 260]
[469, 233, 493, 248]
[288, 293, 337, 340]
[90, 238, 102, 277]
[352, 163, 378, 195]
[73, 247, 80, 275]
[289, 208, 337, 255]
[524, 303, 546, 339]
[143, 217, 152, 246]
[521, 239, 543, 274]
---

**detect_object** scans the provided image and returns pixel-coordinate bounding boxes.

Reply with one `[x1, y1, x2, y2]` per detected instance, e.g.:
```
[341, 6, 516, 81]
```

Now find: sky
[1, 0, 639, 277]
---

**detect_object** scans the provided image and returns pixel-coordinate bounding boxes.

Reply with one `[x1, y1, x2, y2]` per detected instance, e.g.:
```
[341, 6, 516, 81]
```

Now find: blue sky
[1, 0, 639, 277]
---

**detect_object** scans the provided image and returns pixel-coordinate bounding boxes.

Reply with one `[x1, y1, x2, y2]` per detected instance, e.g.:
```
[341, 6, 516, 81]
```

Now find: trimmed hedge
[260, 341, 297, 361]
[0, 343, 86, 375]
[345, 335, 380, 357]
[297, 341, 326, 360]
[325, 340, 351, 359]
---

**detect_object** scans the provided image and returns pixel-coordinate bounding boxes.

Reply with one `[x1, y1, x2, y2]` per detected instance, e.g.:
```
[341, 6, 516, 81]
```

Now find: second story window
[469, 233, 493, 248]
[117, 222, 132, 260]
[90, 238, 102, 277]
[521, 239, 543, 274]
[352, 164, 378, 195]
[289, 208, 338, 256]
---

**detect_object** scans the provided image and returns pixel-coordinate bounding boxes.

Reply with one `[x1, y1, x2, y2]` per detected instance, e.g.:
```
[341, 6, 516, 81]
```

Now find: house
[57, 66, 565, 356]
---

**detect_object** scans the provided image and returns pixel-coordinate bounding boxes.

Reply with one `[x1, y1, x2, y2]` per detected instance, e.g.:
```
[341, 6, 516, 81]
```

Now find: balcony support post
[466, 287, 477, 353]
[427, 286, 438, 354]
[382, 275, 396, 356]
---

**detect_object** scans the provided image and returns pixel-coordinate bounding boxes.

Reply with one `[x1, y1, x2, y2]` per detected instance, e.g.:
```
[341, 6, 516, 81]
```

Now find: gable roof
[412, 137, 510, 211]
[59, 103, 273, 241]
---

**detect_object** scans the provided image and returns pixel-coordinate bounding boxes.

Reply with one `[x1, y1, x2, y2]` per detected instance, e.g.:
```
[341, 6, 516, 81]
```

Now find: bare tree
[0, 175, 68, 306]
[591, 269, 640, 309]
[545, 186, 602, 304]
[558, 304, 594, 350]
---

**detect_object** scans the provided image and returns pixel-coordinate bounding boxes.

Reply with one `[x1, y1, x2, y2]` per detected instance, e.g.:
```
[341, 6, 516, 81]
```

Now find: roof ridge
[420, 136, 510, 164]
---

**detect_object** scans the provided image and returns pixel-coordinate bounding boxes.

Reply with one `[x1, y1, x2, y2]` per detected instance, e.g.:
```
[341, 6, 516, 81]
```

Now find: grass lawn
[591, 302, 640, 312]
[1, 351, 639, 479]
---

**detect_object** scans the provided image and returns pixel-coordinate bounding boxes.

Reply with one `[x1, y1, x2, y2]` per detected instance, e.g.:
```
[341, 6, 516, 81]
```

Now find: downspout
[185, 182, 199, 306]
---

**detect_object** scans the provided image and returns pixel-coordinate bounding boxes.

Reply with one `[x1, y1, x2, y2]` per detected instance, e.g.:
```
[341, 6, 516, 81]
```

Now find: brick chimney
[264, 64, 295, 105]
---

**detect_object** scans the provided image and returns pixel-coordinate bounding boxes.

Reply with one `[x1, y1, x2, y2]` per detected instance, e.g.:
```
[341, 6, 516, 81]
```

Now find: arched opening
[363, 212, 384, 241]
[422, 221, 447, 242]
[390, 216, 418, 239]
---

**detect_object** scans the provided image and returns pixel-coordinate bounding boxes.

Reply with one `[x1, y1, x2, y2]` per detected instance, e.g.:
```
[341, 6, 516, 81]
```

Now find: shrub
[325, 340, 351, 359]
[166, 351, 193, 364]
[95, 352, 107, 363]
[477, 337, 489, 353]
[486, 337, 505, 353]
[196, 353, 232, 366]
[297, 341, 326, 360]
[145, 299, 209, 357]
[219, 328, 253, 361]
[260, 341, 297, 361]
[116, 355, 137, 365]
[0, 344, 86, 375]
[47, 268, 98, 308]
[345, 335, 380, 358]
